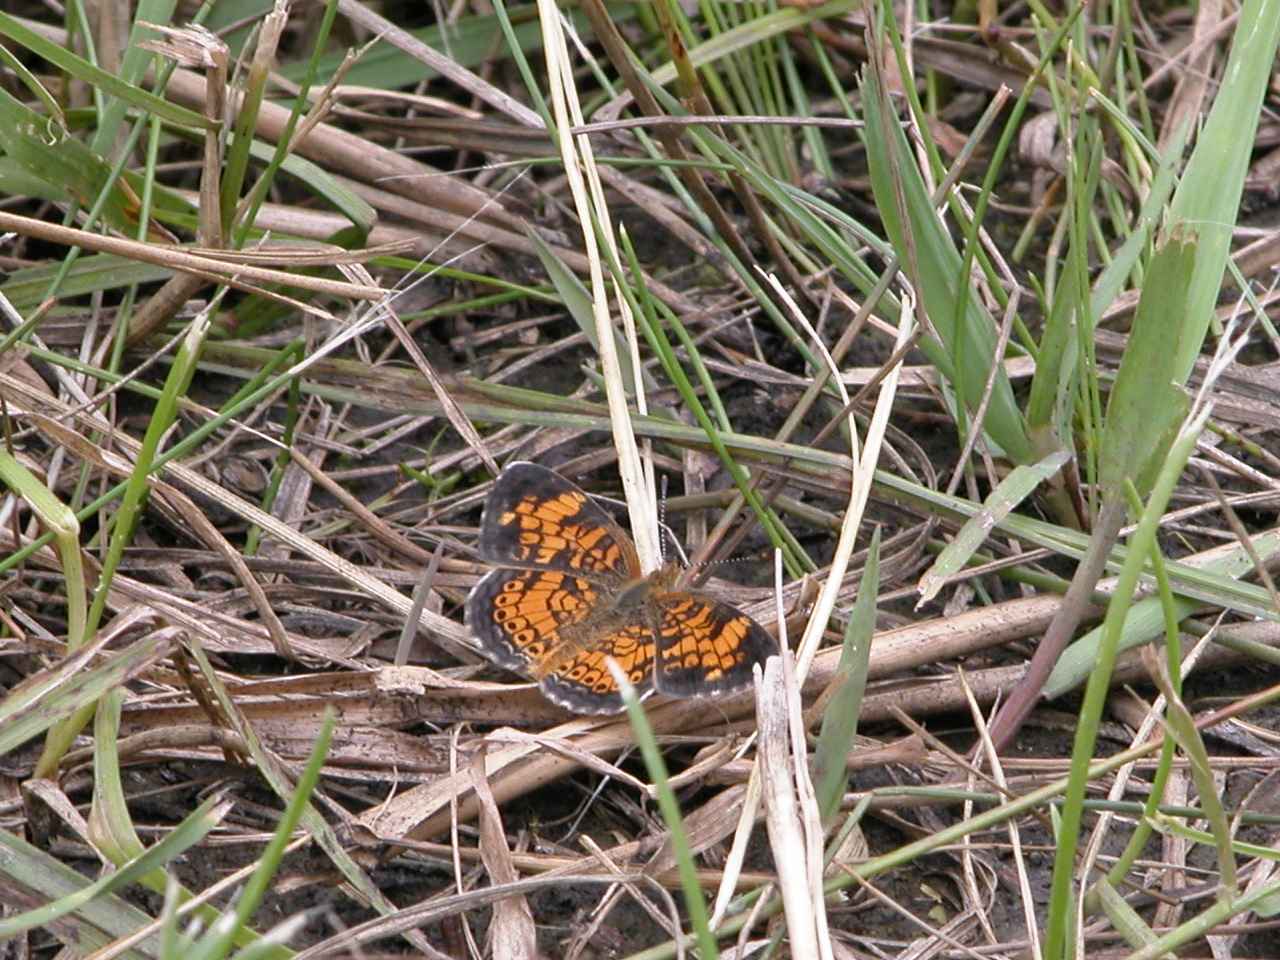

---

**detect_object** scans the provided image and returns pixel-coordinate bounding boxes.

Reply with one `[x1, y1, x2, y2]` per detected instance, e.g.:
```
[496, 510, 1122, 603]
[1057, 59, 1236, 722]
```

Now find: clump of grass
[2, 3, 1280, 958]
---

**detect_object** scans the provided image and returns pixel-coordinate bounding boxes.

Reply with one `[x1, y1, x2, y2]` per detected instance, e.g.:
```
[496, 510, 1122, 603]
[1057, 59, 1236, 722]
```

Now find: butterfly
[465, 462, 774, 713]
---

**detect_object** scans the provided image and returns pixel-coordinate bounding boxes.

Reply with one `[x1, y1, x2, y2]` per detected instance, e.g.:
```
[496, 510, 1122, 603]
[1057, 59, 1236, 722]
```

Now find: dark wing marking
[477, 462, 638, 582]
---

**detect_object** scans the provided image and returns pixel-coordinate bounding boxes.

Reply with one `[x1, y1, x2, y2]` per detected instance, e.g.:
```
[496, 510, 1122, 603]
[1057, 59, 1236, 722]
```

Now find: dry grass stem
[3, 5, 1279, 958]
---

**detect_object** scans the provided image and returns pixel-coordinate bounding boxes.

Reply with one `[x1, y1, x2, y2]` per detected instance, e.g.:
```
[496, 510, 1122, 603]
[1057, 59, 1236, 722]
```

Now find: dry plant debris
[1, 2, 1280, 958]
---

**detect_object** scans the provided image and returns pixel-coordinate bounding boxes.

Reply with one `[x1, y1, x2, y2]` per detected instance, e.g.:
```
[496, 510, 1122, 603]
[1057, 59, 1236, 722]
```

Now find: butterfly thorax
[612, 562, 682, 611]
[529, 563, 681, 680]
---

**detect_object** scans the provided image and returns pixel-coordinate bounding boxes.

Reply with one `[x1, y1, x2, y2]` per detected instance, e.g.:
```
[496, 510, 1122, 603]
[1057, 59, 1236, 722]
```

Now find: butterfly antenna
[698, 547, 771, 580]
[656, 474, 690, 567]
[659, 474, 671, 563]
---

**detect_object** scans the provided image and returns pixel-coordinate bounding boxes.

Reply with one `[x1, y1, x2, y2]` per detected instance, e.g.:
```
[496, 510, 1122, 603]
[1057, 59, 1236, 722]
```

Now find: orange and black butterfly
[466, 462, 774, 713]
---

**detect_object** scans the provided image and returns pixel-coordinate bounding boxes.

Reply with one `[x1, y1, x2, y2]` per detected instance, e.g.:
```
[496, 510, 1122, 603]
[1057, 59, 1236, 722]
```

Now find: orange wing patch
[538, 622, 657, 713]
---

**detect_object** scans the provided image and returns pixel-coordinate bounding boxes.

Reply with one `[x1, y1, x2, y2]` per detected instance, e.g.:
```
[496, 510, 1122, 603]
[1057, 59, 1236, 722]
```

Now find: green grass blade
[37, 306, 211, 776]
[0, 807, 215, 944]
[0, 634, 169, 757]
[0, 89, 153, 238]
[220, 8, 284, 235]
[918, 451, 1070, 603]
[88, 690, 148, 866]
[188, 710, 335, 960]
[859, 57, 1031, 464]
[1166, 0, 1280, 381]
[1045, 529, 1280, 698]
[0, 11, 209, 130]
[1095, 877, 1160, 952]
[1098, 232, 1194, 497]
[233, 0, 346, 246]
[526, 228, 637, 389]
[0, 445, 85, 647]
[612, 666, 720, 959]
[1043, 401, 1213, 960]
[814, 529, 880, 822]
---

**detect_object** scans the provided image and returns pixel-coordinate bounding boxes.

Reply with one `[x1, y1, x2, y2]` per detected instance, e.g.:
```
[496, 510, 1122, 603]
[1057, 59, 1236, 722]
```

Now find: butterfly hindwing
[538, 619, 657, 714]
[465, 567, 599, 671]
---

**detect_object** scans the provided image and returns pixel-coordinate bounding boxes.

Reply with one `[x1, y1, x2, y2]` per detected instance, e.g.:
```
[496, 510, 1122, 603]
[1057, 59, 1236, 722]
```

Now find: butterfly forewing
[651, 591, 774, 699]
[477, 462, 639, 583]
